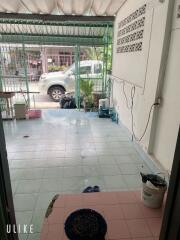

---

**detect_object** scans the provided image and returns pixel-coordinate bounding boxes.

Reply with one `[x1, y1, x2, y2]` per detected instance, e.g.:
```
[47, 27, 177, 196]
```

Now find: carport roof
[0, 0, 126, 16]
[0, 0, 126, 45]
[0, 14, 114, 45]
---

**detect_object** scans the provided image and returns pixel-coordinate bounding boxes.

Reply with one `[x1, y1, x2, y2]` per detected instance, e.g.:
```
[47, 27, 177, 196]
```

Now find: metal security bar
[74, 44, 112, 110]
[0, 44, 30, 111]
[75, 45, 81, 109]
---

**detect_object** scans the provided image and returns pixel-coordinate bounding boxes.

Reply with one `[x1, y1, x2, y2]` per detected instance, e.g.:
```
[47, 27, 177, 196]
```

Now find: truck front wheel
[49, 86, 65, 102]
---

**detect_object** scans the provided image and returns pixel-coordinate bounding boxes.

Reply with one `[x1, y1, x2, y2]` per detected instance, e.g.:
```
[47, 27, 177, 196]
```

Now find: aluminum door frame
[0, 111, 18, 240]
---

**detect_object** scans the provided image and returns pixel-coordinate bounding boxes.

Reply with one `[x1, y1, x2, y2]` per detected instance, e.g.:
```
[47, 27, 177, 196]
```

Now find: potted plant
[80, 79, 94, 112]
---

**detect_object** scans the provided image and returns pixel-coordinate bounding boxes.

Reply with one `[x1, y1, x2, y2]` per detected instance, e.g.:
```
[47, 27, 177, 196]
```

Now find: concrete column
[41, 47, 48, 73]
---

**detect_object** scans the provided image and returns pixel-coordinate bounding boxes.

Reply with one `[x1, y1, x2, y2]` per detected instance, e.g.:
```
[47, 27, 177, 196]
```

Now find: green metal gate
[74, 43, 112, 110]
[0, 43, 30, 111]
[0, 14, 113, 111]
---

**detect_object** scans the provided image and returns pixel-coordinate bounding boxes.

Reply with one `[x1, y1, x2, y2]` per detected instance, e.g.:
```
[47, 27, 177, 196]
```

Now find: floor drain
[23, 135, 29, 138]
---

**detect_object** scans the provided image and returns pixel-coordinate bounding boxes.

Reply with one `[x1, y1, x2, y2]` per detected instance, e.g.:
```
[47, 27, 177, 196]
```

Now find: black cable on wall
[111, 75, 160, 142]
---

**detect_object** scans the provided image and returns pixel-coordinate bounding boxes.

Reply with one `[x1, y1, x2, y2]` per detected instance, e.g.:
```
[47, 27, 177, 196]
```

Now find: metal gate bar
[75, 45, 81, 109]
[0, 43, 30, 113]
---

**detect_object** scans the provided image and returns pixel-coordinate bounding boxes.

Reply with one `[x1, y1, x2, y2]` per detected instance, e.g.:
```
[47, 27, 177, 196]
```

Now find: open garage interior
[0, 0, 180, 240]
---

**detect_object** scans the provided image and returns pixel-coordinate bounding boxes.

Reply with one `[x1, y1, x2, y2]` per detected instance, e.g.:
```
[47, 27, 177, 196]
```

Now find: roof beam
[0, 12, 114, 24]
[0, 32, 104, 39]
[0, 33, 106, 46]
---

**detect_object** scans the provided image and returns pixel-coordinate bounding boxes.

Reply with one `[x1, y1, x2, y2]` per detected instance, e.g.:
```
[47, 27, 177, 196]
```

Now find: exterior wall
[112, 0, 179, 171]
[46, 47, 74, 67]
[153, 0, 180, 170]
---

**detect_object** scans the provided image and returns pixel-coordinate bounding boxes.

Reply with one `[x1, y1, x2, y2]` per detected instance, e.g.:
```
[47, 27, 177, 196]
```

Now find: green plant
[84, 47, 103, 61]
[48, 65, 67, 72]
[80, 79, 94, 97]
[80, 79, 94, 110]
[84, 46, 112, 71]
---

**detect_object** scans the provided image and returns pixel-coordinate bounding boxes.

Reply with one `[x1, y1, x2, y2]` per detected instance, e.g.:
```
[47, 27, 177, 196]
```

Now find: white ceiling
[0, 0, 126, 16]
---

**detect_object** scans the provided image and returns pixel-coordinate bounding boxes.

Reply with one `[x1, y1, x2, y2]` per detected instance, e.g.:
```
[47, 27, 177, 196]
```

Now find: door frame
[160, 126, 180, 239]
[0, 111, 18, 240]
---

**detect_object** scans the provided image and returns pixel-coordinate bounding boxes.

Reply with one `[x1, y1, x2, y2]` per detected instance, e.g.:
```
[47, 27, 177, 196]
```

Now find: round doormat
[64, 208, 107, 240]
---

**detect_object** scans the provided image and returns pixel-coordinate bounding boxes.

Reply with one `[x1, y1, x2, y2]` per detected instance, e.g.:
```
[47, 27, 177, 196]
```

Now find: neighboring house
[43, 46, 87, 72]
[26, 46, 87, 74]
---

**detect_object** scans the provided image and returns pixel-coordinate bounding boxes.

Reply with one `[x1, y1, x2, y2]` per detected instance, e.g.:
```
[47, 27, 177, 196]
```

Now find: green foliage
[84, 45, 112, 71]
[80, 79, 94, 108]
[48, 65, 67, 72]
[80, 79, 94, 97]
[84, 47, 103, 61]
[107, 44, 112, 71]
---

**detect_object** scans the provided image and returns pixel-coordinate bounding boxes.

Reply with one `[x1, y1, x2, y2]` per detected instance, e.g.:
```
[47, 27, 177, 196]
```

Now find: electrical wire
[130, 86, 136, 141]
[111, 76, 159, 142]
[110, 74, 143, 89]
[111, 77, 132, 109]
[129, 85, 159, 142]
[132, 102, 157, 142]
[122, 81, 132, 109]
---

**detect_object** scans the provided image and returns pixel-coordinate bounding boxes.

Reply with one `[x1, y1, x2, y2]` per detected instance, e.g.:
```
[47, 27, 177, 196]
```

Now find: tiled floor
[3, 109, 161, 240]
[41, 191, 164, 240]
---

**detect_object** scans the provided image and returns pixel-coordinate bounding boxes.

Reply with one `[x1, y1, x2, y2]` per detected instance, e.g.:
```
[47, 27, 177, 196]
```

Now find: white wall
[112, 0, 180, 171]
[153, 0, 180, 170]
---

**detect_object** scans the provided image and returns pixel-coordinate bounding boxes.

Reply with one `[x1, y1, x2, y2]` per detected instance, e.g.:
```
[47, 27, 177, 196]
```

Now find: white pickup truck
[39, 60, 103, 102]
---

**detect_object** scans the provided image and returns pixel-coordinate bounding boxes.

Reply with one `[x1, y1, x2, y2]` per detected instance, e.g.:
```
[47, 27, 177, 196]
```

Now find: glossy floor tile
[3, 109, 161, 240]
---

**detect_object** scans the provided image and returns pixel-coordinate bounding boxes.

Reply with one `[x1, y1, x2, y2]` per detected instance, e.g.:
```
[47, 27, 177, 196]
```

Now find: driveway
[29, 82, 59, 109]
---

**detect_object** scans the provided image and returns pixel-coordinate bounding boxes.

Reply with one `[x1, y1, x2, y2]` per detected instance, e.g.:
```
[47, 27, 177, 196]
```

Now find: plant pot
[83, 100, 93, 112]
